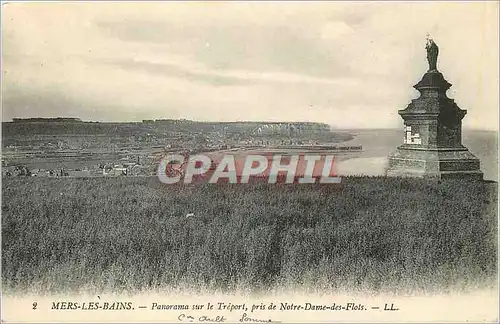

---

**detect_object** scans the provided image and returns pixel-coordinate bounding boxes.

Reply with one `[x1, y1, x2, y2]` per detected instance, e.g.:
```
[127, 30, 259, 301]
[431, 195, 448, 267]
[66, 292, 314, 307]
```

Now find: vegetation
[1, 177, 497, 295]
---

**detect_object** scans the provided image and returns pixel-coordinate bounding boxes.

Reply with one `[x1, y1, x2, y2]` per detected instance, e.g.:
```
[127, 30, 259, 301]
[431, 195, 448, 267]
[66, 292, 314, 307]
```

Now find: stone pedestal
[386, 69, 483, 180]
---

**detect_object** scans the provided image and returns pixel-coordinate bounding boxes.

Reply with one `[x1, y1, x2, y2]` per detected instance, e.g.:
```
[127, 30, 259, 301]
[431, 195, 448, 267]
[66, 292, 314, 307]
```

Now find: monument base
[386, 146, 483, 180]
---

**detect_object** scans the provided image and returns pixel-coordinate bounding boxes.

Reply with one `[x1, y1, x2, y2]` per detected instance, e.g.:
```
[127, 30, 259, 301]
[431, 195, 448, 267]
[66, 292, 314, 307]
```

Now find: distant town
[1, 117, 362, 178]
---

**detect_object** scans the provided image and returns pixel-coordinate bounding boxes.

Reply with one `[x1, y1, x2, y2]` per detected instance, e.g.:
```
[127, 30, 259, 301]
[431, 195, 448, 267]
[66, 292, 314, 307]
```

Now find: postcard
[1, 1, 498, 323]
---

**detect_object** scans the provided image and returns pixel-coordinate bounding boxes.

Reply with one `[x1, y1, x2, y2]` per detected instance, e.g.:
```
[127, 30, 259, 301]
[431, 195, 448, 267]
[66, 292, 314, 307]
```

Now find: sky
[2, 1, 499, 130]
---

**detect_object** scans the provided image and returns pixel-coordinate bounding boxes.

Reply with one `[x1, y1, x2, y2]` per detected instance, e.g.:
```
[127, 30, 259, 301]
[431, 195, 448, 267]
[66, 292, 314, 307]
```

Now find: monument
[386, 37, 483, 180]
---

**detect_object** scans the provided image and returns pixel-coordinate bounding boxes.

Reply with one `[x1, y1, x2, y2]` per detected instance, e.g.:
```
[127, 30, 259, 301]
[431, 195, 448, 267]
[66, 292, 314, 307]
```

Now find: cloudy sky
[2, 1, 498, 130]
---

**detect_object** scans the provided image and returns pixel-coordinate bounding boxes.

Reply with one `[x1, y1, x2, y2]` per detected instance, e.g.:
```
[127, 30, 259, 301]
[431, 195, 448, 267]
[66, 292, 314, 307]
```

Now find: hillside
[2, 177, 497, 295]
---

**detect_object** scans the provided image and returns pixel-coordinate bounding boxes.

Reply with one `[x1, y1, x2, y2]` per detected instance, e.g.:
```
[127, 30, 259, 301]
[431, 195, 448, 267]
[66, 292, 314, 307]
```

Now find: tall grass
[1, 177, 497, 295]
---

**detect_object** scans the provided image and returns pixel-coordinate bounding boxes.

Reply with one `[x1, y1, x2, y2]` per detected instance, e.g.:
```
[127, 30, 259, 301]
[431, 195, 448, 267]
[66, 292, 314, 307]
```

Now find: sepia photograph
[1, 1, 498, 323]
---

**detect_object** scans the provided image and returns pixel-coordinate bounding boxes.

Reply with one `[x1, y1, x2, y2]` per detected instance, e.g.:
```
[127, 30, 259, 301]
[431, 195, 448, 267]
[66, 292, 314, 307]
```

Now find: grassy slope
[1, 177, 497, 295]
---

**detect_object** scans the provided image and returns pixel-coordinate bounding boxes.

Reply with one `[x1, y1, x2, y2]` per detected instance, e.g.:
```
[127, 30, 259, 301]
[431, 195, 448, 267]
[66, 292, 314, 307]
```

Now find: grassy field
[1, 177, 497, 295]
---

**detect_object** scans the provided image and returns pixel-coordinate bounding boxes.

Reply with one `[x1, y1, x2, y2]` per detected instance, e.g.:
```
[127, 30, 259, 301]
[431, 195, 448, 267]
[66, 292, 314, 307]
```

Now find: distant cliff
[12, 117, 82, 123]
[3, 119, 331, 137]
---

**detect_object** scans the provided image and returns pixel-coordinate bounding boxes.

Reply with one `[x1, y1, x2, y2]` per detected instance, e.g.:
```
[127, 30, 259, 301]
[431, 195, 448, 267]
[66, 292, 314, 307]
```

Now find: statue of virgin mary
[425, 37, 439, 71]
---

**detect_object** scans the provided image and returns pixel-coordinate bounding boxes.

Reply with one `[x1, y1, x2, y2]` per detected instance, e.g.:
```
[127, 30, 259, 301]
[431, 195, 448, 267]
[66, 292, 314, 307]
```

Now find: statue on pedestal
[386, 35, 483, 180]
[426, 34, 439, 71]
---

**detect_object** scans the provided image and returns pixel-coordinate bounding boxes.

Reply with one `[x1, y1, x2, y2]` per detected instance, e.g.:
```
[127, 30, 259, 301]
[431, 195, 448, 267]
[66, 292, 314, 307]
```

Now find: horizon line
[1, 117, 498, 132]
